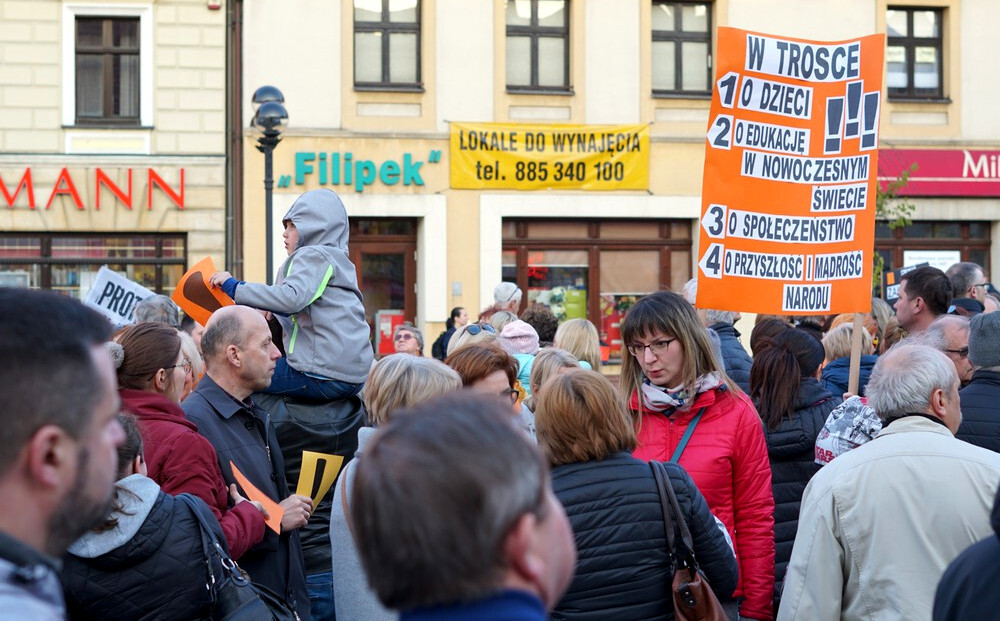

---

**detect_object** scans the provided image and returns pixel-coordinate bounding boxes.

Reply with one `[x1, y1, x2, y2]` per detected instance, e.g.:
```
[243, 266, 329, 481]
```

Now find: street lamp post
[251, 86, 288, 285]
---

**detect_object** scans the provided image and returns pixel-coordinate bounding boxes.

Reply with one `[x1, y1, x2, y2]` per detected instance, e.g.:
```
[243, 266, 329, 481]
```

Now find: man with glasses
[918, 315, 973, 387]
[957, 312, 1000, 453]
[947, 261, 990, 310]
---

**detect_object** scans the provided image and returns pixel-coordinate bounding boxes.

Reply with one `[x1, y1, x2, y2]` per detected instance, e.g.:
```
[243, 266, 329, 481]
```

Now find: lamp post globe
[251, 87, 287, 285]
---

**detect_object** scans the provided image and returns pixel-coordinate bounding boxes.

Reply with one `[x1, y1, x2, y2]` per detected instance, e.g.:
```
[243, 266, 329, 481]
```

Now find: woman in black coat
[750, 328, 842, 612]
[536, 369, 738, 621]
[62, 414, 222, 620]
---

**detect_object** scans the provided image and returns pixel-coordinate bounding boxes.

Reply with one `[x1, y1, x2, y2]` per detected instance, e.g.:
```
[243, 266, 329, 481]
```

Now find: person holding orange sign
[210, 189, 374, 403]
[621, 291, 775, 621]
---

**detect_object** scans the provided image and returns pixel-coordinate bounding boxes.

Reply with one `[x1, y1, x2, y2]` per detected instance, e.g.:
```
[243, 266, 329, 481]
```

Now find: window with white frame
[651, 1, 712, 96]
[62, 4, 153, 128]
[75, 17, 140, 125]
[505, 0, 570, 92]
[353, 0, 422, 90]
[886, 7, 944, 99]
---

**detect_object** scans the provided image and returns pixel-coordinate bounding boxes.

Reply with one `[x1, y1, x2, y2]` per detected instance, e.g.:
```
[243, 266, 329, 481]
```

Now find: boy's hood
[282, 189, 349, 250]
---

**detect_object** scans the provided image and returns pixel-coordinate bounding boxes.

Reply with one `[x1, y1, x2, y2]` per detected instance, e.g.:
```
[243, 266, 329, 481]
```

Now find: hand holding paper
[230, 461, 284, 534]
[171, 256, 235, 326]
[296, 451, 345, 505]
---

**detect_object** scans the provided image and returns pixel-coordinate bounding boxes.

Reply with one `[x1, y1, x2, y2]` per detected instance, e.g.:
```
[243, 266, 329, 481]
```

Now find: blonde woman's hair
[446, 323, 498, 357]
[822, 323, 872, 362]
[553, 318, 601, 370]
[525, 347, 579, 411]
[364, 355, 462, 426]
[535, 369, 637, 466]
[176, 330, 204, 380]
[619, 291, 738, 417]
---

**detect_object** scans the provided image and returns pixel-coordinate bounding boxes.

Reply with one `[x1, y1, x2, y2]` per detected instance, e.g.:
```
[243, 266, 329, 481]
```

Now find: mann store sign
[0, 166, 185, 210]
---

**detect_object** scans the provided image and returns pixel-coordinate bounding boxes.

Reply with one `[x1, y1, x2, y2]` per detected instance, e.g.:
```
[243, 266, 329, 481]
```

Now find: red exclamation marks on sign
[860, 92, 880, 151]
[825, 97, 844, 154]
[844, 81, 863, 138]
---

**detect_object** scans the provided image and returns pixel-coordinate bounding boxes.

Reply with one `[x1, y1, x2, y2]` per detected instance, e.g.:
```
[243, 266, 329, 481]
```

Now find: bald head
[202, 306, 256, 362]
[200, 306, 280, 399]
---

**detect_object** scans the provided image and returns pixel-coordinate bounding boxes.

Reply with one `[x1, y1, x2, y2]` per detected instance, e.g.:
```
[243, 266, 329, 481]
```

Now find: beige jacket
[778, 415, 1000, 621]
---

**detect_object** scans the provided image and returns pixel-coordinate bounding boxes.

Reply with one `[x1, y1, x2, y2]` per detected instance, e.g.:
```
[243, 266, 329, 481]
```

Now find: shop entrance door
[348, 219, 417, 353]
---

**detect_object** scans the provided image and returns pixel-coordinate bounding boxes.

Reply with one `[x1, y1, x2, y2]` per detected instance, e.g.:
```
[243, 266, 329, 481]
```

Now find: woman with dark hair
[750, 328, 841, 610]
[538, 369, 738, 620]
[114, 323, 266, 559]
[62, 413, 223, 619]
[750, 318, 792, 358]
[431, 306, 468, 360]
[620, 291, 774, 621]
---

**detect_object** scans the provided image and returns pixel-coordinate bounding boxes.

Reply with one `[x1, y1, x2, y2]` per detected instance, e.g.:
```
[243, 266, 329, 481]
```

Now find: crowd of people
[3, 197, 1000, 621]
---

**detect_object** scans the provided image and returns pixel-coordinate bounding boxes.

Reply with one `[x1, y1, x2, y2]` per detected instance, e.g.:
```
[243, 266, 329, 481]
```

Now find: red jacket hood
[120, 389, 198, 432]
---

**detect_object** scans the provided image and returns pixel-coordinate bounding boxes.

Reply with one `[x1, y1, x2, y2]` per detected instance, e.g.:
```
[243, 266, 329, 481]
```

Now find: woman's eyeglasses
[165, 358, 193, 375]
[394, 332, 414, 341]
[466, 323, 496, 336]
[626, 338, 676, 358]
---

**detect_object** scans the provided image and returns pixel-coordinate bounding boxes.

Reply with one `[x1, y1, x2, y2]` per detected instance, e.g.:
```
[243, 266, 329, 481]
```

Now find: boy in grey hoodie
[212, 189, 374, 401]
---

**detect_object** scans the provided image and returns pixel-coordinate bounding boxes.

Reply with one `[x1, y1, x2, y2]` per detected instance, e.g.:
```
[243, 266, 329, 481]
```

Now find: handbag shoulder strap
[339, 462, 356, 540]
[661, 466, 696, 555]
[174, 493, 230, 560]
[649, 461, 677, 555]
[650, 462, 697, 561]
[670, 407, 707, 463]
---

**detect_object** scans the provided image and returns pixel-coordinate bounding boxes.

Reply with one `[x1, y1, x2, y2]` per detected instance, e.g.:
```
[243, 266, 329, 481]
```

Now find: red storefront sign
[879, 149, 1000, 197]
[0, 167, 185, 210]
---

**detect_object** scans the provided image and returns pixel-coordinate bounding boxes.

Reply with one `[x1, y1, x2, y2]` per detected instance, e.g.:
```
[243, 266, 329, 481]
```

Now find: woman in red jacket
[113, 322, 267, 559]
[620, 291, 775, 621]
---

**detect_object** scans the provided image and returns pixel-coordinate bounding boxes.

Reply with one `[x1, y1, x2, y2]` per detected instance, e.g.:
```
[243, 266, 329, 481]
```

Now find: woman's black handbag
[177, 494, 301, 621]
[650, 462, 728, 621]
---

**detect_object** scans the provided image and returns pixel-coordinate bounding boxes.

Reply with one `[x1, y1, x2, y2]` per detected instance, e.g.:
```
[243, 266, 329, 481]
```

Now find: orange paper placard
[231, 461, 284, 534]
[696, 28, 885, 315]
[171, 256, 234, 326]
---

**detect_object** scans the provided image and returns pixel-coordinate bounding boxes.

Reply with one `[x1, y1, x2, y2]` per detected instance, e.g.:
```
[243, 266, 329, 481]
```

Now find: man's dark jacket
[933, 483, 1000, 620]
[182, 375, 310, 619]
[709, 322, 752, 394]
[957, 369, 1000, 453]
[256, 393, 365, 574]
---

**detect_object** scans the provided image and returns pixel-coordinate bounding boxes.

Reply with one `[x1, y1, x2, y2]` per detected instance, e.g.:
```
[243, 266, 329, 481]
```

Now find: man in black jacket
[182, 305, 312, 618]
[957, 311, 1000, 453]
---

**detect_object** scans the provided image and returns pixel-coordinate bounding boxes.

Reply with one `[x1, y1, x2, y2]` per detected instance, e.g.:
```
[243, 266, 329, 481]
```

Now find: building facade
[0, 0, 227, 297]
[244, 0, 999, 361]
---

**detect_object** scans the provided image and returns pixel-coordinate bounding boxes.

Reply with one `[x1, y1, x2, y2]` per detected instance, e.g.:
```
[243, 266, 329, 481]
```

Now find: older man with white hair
[779, 343, 1000, 621]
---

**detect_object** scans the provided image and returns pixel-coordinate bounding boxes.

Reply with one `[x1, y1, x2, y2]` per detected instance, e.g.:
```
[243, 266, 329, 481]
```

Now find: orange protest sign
[231, 461, 284, 534]
[696, 28, 885, 315]
[171, 256, 233, 326]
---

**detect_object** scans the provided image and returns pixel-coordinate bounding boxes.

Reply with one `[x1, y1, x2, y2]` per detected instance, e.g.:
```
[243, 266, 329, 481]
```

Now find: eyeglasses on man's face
[945, 347, 970, 359]
[626, 337, 677, 358]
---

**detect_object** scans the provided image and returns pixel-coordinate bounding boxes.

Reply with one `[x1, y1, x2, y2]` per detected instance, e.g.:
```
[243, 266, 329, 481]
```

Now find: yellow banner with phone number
[450, 122, 649, 191]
